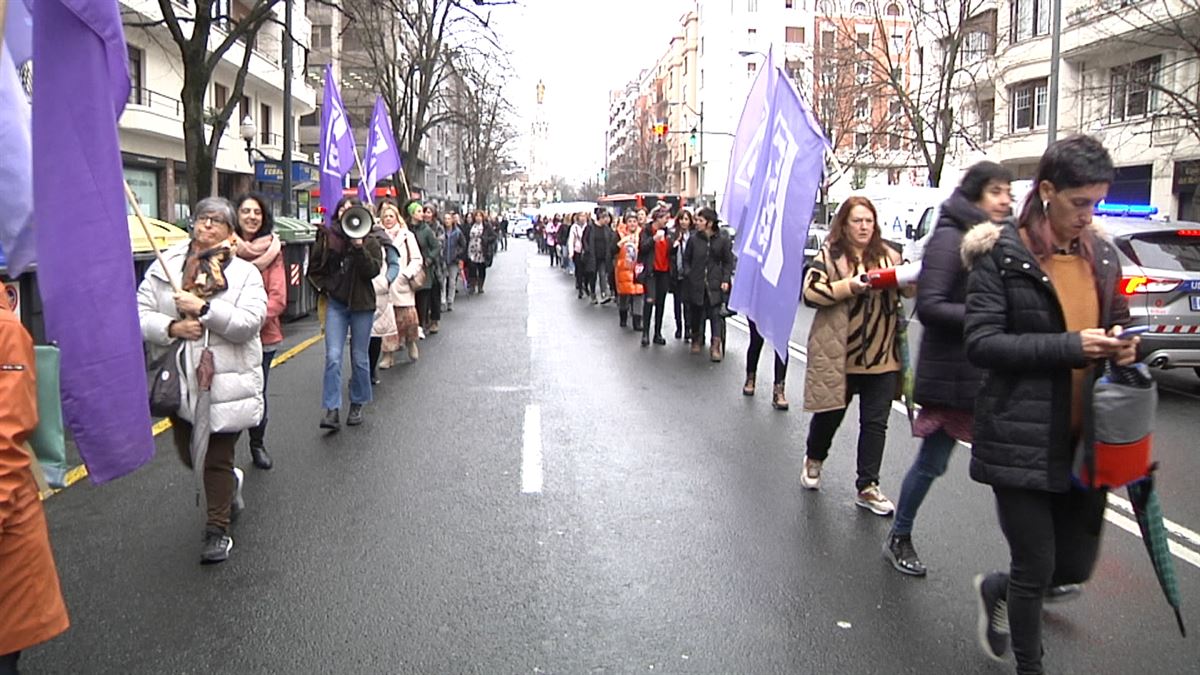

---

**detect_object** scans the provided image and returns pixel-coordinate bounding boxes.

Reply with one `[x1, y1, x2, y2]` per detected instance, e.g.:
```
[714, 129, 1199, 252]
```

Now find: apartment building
[120, 0, 316, 223]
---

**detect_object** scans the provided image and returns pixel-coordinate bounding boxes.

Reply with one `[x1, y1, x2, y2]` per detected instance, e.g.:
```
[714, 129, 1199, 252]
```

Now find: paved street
[25, 239, 1200, 674]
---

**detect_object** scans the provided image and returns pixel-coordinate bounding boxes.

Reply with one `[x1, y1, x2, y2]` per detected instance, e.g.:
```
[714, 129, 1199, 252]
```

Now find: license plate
[1191, 295, 1200, 312]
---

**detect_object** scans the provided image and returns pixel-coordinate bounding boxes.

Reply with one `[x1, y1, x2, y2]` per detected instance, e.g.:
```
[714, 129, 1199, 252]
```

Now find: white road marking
[522, 404, 544, 494]
[725, 316, 1200, 570]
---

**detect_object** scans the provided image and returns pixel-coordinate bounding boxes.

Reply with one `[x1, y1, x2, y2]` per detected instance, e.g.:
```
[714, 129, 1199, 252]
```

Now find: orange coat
[0, 292, 69, 655]
[614, 225, 644, 296]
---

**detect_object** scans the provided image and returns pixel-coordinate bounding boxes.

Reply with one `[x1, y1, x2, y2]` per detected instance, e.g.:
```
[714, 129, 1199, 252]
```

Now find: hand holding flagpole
[123, 181, 181, 293]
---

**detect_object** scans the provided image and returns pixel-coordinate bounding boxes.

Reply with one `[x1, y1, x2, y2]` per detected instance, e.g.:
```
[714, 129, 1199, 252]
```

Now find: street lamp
[240, 115, 260, 164]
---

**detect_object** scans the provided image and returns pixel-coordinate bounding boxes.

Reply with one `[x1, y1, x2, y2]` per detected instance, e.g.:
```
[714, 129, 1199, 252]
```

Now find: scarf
[234, 233, 282, 271]
[182, 241, 233, 300]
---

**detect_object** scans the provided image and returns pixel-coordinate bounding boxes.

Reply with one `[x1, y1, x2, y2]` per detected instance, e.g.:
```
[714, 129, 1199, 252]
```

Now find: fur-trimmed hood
[960, 219, 1111, 270]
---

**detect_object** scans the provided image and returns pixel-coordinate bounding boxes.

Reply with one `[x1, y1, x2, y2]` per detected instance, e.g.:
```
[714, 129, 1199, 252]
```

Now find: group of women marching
[134, 192, 499, 566]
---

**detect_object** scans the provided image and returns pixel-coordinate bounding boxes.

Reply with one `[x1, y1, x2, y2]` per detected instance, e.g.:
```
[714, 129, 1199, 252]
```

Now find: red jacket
[259, 252, 287, 347]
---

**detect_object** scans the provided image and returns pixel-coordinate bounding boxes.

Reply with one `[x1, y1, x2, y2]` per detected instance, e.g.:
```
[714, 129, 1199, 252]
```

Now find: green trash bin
[274, 217, 318, 321]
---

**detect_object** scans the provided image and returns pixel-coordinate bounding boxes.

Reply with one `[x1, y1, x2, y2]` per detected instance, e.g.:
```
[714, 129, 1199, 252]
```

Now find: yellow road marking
[39, 332, 325, 500]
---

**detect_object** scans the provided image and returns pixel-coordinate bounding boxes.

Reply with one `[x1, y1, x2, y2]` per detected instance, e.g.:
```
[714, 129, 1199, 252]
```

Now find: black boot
[632, 314, 643, 331]
[249, 440, 273, 470]
[619, 310, 628, 328]
[320, 408, 340, 431]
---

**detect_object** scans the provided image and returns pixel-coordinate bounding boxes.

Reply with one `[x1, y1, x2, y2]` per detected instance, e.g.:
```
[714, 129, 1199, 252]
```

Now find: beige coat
[801, 244, 904, 413]
[387, 227, 423, 308]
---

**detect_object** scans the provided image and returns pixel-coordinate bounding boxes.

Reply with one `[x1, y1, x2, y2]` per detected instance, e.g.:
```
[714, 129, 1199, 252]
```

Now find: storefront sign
[255, 161, 320, 187]
[1174, 160, 1200, 191]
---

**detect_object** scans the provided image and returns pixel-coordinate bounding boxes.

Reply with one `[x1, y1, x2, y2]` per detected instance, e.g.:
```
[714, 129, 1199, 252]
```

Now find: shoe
[371, 375, 382, 385]
[800, 457, 822, 490]
[430, 321, 440, 334]
[578, 290, 584, 299]
[478, 287, 485, 294]
[249, 443, 272, 470]
[418, 327, 426, 340]
[346, 403, 364, 426]
[231, 467, 245, 519]
[320, 408, 340, 431]
[200, 526, 233, 564]
[653, 335, 667, 345]
[632, 315, 643, 331]
[743, 373, 757, 396]
[771, 383, 789, 411]
[883, 533, 927, 577]
[378, 353, 393, 370]
[641, 333, 650, 347]
[855, 483, 895, 516]
[690, 341, 703, 355]
[600, 295, 613, 305]
[675, 327, 683, 340]
[974, 573, 1011, 662]
[1044, 583, 1084, 604]
[710, 337, 723, 362]
[445, 305, 453, 312]
[408, 341, 420, 362]
[619, 310, 628, 328]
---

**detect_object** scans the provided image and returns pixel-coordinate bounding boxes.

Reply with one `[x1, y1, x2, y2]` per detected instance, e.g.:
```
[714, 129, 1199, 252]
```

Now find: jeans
[672, 283, 690, 336]
[595, 265, 611, 300]
[644, 271, 670, 337]
[171, 417, 240, 531]
[248, 348, 275, 447]
[992, 486, 1105, 675]
[746, 319, 788, 383]
[322, 297, 373, 410]
[891, 429, 958, 535]
[443, 268, 458, 308]
[805, 371, 897, 491]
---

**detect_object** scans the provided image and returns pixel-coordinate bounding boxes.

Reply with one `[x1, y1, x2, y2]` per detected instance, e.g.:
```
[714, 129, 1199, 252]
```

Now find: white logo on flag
[742, 114, 798, 287]
[322, 102, 349, 177]
[364, 119, 390, 188]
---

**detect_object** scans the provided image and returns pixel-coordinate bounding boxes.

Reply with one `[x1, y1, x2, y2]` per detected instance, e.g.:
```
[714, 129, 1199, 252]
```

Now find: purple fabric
[728, 62, 827, 363]
[721, 49, 773, 236]
[358, 96, 401, 204]
[32, 0, 154, 483]
[320, 64, 355, 226]
[0, 0, 33, 274]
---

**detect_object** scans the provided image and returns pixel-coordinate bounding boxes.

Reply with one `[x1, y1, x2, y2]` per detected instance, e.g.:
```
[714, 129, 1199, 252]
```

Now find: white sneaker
[855, 483, 895, 516]
[231, 467, 245, 516]
[418, 327, 426, 340]
[800, 457, 822, 490]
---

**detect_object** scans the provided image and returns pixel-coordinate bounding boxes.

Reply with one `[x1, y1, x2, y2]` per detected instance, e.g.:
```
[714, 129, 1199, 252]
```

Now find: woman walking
[669, 209, 694, 341]
[682, 207, 733, 361]
[883, 161, 1013, 576]
[138, 197, 267, 563]
[742, 320, 789, 410]
[965, 136, 1138, 673]
[407, 202, 442, 337]
[377, 199, 423, 363]
[441, 211, 465, 312]
[232, 193, 285, 470]
[307, 196, 385, 430]
[467, 210, 496, 294]
[639, 206, 672, 346]
[368, 211, 401, 382]
[587, 210, 616, 304]
[546, 216, 561, 268]
[614, 212, 645, 330]
[799, 196, 910, 516]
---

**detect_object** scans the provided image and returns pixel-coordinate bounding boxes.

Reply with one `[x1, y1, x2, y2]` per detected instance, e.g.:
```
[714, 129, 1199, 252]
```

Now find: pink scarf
[234, 233, 282, 271]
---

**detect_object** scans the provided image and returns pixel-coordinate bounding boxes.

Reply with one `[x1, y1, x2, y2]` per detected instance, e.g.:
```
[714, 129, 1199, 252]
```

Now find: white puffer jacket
[389, 228, 423, 308]
[138, 242, 267, 432]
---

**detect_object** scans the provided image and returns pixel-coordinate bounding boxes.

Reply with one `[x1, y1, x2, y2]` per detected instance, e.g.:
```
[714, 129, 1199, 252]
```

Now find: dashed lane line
[724, 316, 1200, 570]
[40, 333, 325, 500]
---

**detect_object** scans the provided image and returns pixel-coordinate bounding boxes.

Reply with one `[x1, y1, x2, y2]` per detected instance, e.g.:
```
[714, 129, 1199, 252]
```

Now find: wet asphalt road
[24, 238, 1200, 674]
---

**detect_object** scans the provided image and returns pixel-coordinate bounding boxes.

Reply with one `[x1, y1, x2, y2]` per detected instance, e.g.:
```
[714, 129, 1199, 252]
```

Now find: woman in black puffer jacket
[962, 136, 1139, 675]
[884, 162, 1014, 578]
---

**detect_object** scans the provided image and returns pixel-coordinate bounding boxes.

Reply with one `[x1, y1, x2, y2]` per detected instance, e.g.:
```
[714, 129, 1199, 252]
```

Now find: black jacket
[963, 221, 1129, 492]
[914, 191, 987, 410]
[587, 224, 615, 269]
[682, 229, 733, 306]
[306, 226, 385, 312]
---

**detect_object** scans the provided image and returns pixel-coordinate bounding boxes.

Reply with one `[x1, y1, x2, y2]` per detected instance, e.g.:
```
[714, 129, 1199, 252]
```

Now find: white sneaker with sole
[231, 467, 245, 517]
[800, 457, 822, 490]
[855, 483, 895, 516]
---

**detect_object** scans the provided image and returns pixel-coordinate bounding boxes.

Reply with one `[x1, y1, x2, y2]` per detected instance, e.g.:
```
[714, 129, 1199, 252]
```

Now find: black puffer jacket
[914, 191, 987, 410]
[306, 227, 385, 312]
[962, 221, 1129, 492]
[682, 228, 733, 306]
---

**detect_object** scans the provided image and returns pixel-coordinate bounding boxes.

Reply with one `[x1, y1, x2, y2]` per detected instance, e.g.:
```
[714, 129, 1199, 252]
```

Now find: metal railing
[127, 87, 183, 117]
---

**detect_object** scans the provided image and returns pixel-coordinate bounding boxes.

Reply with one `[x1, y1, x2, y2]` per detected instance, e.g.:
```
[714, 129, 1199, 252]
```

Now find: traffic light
[689, 127, 698, 147]
[652, 121, 668, 141]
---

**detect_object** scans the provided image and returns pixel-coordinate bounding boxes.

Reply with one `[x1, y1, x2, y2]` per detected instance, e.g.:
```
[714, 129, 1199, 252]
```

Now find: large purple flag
[0, 0, 34, 274]
[320, 64, 355, 225]
[728, 62, 828, 362]
[32, 0, 155, 483]
[358, 96, 401, 204]
[721, 48, 773, 236]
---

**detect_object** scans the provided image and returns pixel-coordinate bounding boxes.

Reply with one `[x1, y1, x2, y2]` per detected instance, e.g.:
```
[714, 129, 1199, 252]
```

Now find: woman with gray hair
[137, 197, 267, 564]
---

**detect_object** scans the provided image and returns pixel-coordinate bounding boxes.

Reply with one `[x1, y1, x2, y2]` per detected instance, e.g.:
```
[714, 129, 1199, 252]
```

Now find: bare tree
[457, 58, 518, 209]
[607, 103, 670, 193]
[123, 1, 286, 201]
[578, 178, 605, 202]
[818, 0, 993, 186]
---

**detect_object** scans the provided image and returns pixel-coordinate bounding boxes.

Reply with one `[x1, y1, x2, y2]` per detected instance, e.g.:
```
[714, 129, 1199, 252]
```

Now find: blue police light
[1095, 203, 1159, 217]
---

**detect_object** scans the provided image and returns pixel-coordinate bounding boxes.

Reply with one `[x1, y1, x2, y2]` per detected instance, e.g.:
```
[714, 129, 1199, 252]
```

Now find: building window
[1009, 78, 1048, 132]
[128, 46, 144, 105]
[855, 132, 869, 148]
[748, 0, 759, 11]
[857, 33, 871, 51]
[853, 1, 868, 15]
[1010, 0, 1050, 43]
[885, 2, 902, 16]
[1110, 55, 1160, 121]
[747, 62, 758, 78]
[888, 132, 902, 150]
[785, 0, 794, 8]
[856, 63, 870, 83]
[963, 31, 991, 61]
[821, 30, 835, 52]
[260, 102, 272, 145]
[786, 26, 805, 43]
[748, 28, 757, 37]
[312, 24, 332, 50]
[979, 98, 995, 141]
[213, 82, 229, 110]
[888, 99, 902, 120]
[855, 97, 869, 120]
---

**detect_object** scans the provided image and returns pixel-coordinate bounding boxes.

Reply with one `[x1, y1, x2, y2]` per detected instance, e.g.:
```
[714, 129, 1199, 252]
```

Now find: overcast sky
[489, 0, 693, 184]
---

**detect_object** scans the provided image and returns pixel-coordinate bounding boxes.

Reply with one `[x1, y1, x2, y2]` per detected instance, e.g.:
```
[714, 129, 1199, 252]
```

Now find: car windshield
[1121, 233, 1200, 273]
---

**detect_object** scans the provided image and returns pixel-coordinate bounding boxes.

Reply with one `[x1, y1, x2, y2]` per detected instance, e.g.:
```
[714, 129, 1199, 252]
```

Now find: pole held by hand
[124, 180, 181, 293]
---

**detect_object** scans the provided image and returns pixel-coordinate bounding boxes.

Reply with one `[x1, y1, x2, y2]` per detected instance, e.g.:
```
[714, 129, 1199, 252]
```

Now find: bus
[597, 193, 688, 217]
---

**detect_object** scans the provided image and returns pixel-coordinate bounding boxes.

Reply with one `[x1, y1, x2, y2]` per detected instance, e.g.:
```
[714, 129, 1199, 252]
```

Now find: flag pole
[0, 0, 9, 54]
[123, 181, 181, 293]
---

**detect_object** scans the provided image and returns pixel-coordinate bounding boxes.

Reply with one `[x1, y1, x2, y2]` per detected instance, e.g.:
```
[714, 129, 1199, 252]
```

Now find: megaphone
[340, 205, 375, 239]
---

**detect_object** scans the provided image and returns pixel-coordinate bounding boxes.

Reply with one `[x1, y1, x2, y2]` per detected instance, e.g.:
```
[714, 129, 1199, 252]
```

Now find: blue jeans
[891, 429, 958, 536]
[322, 297, 374, 410]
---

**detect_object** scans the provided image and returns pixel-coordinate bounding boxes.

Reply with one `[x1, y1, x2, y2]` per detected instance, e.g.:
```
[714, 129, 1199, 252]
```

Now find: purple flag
[721, 48, 773, 236]
[32, 0, 154, 483]
[728, 62, 827, 362]
[0, 0, 33, 274]
[358, 96, 401, 204]
[320, 64, 355, 225]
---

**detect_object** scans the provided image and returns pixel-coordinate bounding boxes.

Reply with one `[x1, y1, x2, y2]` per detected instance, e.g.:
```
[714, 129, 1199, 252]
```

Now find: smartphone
[1116, 325, 1151, 340]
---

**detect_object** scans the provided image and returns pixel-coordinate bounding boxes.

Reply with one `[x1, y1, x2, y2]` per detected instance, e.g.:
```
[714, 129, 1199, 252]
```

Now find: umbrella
[188, 330, 216, 516]
[1127, 470, 1187, 637]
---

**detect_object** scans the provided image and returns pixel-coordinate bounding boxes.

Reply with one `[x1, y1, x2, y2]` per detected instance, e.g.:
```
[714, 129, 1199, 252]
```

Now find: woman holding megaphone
[800, 196, 912, 516]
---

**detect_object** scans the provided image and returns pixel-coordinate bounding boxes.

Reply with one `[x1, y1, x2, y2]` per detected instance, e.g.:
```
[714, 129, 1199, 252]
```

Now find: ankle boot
[710, 337, 723, 362]
[772, 383, 790, 411]
[632, 314, 643, 331]
[743, 373, 756, 396]
[619, 310, 628, 328]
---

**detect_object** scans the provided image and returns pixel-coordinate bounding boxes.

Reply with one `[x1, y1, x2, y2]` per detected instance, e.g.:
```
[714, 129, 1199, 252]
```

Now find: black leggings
[993, 486, 1105, 675]
[805, 371, 896, 490]
[548, 246, 559, 266]
[672, 284, 690, 335]
[746, 319, 788, 383]
[368, 336, 382, 379]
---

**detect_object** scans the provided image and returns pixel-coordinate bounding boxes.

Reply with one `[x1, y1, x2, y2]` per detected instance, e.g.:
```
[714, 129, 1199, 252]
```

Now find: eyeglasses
[195, 216, 229, 228]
